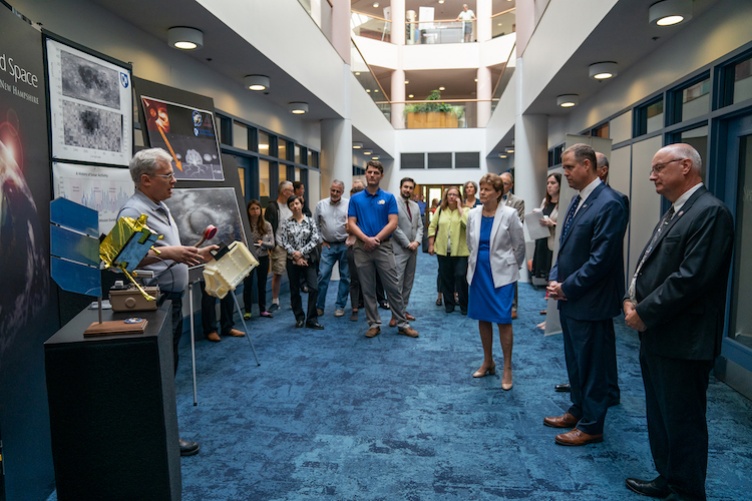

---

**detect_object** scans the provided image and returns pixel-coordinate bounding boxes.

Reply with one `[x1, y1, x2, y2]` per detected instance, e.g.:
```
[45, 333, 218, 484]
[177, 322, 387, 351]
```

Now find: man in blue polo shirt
[348, 160, 419, 338]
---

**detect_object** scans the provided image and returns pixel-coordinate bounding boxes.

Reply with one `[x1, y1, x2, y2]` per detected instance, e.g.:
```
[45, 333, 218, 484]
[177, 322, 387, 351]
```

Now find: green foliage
[404, 89, 464, 117]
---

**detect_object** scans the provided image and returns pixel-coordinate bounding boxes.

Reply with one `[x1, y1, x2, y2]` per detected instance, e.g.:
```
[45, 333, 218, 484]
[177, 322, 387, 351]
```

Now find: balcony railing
[375, 99, 498, 129]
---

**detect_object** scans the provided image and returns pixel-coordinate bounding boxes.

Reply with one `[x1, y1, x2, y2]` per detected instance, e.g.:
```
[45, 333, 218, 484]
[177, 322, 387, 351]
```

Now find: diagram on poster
[52, 162, 134, 234]
[46, 38, 133, 165]
[141, 96, 224, 181]
[164, 188, 246, 247]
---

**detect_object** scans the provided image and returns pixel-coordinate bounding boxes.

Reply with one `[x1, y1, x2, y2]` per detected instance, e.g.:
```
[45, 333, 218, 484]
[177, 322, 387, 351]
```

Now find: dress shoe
[555, 428, 603, 446]
[350, 310, 358, 322]
[405, 312, 416, 321]
[501, 370, 513, 391]
[543, 412, 578, 428]
[460, 309, 467, 316]
[555, 383, 571, 393]
[205, 331, 221, 342]
[179, 438, 200, 457]
[295, 319, 305, 328]
[227, 328, 245, 337]
[306, 321, 325, 330]
[472, 364, 496, 378]
[389, 318, 397, 327]
[540, 309, 547, 315]
[625, 477, 671, 498]
[435, 297, 442, 306]
[398, 326, 419, 338]
[365, 326, 381, 338]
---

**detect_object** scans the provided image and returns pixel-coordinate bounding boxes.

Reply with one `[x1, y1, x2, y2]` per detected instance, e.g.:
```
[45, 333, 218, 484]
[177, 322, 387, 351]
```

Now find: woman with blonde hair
[466, 174, 525, 390]
[428, 186, 469, 314]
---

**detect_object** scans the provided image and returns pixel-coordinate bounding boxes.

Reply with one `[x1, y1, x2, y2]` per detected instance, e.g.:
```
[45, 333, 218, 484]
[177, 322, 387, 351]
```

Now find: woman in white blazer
[466, 173, 525, 390]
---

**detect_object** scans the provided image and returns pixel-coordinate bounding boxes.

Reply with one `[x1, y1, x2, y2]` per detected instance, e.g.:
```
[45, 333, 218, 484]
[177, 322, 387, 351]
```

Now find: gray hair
[129, 148, 172, 185]
[666, 143, 702, 174]
[278, 180, 293, 192]
[331, 179, 345, 189]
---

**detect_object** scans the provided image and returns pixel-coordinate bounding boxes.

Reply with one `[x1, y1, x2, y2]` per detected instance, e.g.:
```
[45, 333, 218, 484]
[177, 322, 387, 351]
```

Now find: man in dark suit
[624, 143, 734, 500]
[554, 151, 626, 406]
[543, 143, 628, 446]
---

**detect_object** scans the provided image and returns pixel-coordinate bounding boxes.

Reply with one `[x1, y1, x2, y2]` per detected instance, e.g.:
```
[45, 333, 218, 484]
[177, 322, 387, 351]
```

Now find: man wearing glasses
[623, 143, 734, 500]
[118, 148, 216, 457]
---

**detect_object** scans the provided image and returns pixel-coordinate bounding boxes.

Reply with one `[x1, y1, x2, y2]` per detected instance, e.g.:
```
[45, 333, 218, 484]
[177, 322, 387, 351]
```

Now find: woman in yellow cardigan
[428, 186, 469, 314]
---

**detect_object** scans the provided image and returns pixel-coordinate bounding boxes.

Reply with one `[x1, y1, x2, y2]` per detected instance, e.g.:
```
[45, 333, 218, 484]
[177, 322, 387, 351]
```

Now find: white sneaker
[334, 309, 345, 317]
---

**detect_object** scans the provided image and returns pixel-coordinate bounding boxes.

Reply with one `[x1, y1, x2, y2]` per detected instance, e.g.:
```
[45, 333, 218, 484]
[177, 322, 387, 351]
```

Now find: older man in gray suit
[389, 177, 423, 327]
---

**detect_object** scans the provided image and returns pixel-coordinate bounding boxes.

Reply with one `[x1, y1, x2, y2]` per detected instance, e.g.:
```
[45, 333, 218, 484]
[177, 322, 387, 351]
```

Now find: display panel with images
[141, 96, 224, 182]
[52, 162, 134, 234]
[163, 187, 246, 247]
[45, 37, 133, 165]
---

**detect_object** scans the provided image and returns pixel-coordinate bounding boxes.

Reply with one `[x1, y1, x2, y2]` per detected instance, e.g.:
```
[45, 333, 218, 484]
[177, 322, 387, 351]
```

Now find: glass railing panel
[377, 100, 495, 129]
[351, 11, 392, 42]
[491, 9, 516, 39]
[351, 41, 390, 103]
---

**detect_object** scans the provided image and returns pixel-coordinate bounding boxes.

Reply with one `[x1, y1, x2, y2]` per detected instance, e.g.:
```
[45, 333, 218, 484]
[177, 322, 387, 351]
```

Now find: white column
[477, 0, 492, 42]
[391, 0, 405, 45]
[331, 0, 351, 64]
[476, 66, 492, 127]
[391, 68, 406, 129]
[321, 118, 353, 194]
[514, 58, 549, 284]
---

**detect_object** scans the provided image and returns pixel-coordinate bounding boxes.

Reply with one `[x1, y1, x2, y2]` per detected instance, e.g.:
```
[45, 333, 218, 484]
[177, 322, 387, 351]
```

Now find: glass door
[718, 112, 752, 399]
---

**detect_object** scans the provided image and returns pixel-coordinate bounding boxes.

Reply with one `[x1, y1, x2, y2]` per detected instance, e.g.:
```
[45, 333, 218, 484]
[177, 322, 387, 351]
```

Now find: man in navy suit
[543, 143, 628, 446]
[624, 144, 733, 500]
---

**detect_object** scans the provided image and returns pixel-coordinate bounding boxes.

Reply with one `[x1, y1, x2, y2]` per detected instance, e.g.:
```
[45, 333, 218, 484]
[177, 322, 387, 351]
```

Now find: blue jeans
[316, 242, 350, 311]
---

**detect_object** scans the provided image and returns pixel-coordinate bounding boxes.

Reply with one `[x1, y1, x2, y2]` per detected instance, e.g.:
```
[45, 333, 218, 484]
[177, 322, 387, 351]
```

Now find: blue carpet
[47, 252, 752, 500]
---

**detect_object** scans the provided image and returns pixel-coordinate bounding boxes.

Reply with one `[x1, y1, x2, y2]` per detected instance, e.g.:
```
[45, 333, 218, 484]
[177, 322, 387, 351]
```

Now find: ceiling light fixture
[167, 27, 204, 50]
[408, 94, 414, 99]
[405, 80, 409, 85]
[371, 155, 380, 160]
[505, 147, 515, 154]
[363, 150, 372, 156]
[589, 62, 619, 80]
[243, 75, 270, 91]
[649, 0, 692, 27]
[438, 86, 446, 91]
[556, 94, 579, 108]
[288, 102, 309, 115]
[499, 154, 508, 159]
[353, 142, 363, 149]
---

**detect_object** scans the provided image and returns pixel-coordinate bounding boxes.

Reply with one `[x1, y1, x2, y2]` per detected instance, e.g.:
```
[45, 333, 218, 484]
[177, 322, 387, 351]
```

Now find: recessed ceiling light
[405, 80, 409, 85]
[355, 71, 361, 76]
[649, 0, 692, 26]
[556, 94, 579, 108]
[438, 86, 445, 91]
[408, 94, 414, 98]
[167, 27, 203, 50]
[363, 150, 372, 156]
[589, 62, 618, 80]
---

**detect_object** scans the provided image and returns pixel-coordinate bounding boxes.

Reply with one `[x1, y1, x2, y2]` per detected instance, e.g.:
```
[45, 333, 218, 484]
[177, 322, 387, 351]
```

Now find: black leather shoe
[555, 383, 571, 392]
[625, 477, 671, 498]
[295, 319, 305, 328]
[179, 438, 200, 457]
[306, 321, 325, 330]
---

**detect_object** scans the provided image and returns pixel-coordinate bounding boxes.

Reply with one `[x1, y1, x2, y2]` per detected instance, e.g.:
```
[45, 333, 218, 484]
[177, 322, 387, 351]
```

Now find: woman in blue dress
[466, 174, 525, 390]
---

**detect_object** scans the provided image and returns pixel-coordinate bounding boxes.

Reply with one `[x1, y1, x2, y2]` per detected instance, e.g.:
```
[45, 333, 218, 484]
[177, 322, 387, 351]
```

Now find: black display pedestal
[44, 303, 181, 501]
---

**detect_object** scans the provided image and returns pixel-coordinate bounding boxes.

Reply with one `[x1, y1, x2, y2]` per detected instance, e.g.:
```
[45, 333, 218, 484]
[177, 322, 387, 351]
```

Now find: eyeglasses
[151, 172, 175, 180]
[650, 158, 684, 175]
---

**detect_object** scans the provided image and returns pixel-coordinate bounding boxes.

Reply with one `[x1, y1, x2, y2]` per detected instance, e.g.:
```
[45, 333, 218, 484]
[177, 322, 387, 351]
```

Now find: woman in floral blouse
[277, 195, 323, 329]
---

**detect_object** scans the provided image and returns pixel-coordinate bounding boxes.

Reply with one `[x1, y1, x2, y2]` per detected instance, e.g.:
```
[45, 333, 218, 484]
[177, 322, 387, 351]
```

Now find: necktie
[406, 202, 412, 222]
[560, 195, 581, 242]
[629, 206, 675, 301]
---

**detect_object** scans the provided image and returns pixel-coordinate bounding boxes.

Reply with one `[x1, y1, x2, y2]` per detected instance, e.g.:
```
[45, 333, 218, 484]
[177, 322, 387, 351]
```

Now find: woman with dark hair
[428, 186, 469, 314]
[277, 195, 322, 329]
[466, 173, 525, 390]
[243, 199, 275, 319]
[531, 173, 561, 281]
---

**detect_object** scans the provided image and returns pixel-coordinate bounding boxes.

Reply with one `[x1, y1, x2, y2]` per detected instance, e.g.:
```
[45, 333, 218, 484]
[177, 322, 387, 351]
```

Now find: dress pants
[243, 254, 269, 314]
[158, 290, 184, 375]
[640, 346, 713, 500]
[200, 281, 234, 336]
[560, 314, 610, 435]
[394, 248, 418, 309]
[286, 261, 319, 323]
[437, 254, 468, 313]
[316, 242, 350, 311]
[353, 240, 408, 328]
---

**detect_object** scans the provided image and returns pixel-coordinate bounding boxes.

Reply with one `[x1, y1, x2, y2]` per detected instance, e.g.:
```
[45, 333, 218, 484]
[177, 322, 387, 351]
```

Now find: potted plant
[404, 89, 463, 128]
